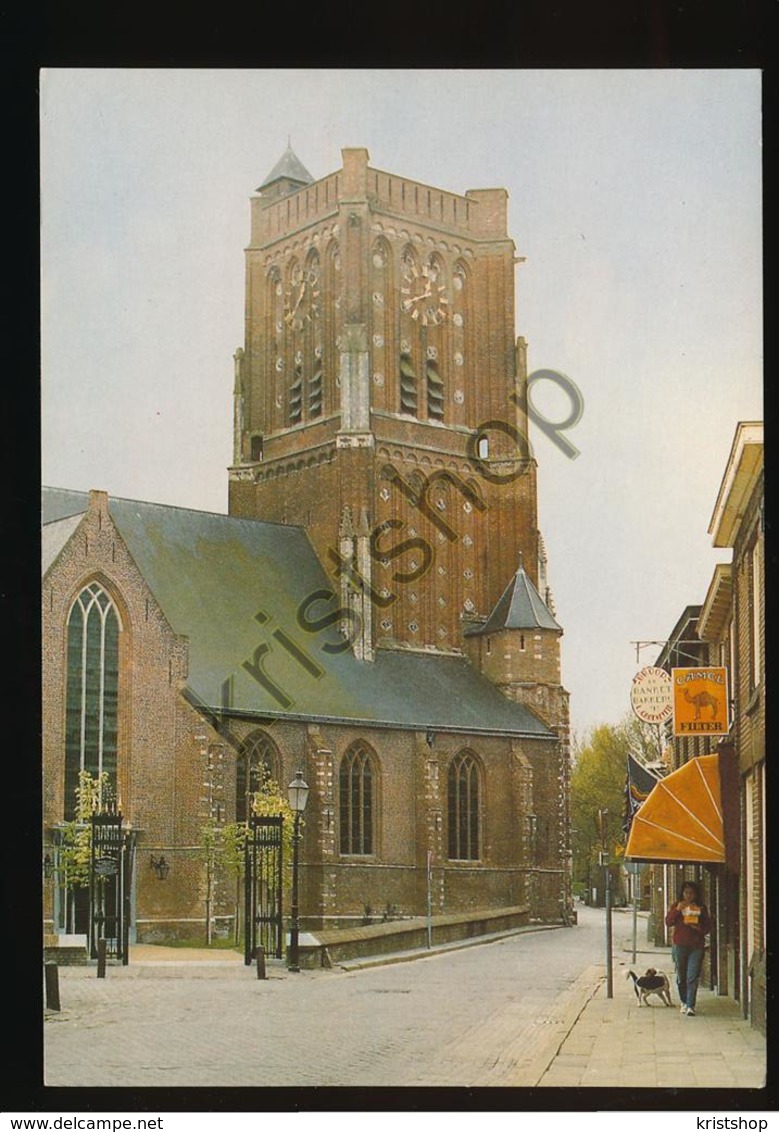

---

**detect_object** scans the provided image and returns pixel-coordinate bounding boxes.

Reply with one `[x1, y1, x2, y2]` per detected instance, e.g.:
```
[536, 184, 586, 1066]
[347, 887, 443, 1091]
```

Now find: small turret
[256, 142, 314, 203]
[463, 557, 564, 727]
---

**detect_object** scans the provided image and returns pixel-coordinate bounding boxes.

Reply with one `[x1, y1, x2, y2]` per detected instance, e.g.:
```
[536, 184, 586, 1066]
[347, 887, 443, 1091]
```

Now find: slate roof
[42, 513, 83, 574]
[257, 144, 314, 191]
[42, 488, 555, 741]
[465, 565, 562, 636]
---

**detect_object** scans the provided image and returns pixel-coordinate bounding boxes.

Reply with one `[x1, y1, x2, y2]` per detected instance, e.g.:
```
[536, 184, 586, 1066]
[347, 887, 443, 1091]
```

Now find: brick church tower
[229, 145, 543, 662]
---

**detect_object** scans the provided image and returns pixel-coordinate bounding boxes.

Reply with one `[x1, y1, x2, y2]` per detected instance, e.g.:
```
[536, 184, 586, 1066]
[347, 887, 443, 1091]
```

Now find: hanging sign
[672, 667, 729, 736]
[630, 666, 673, 724]
[94, 855, 119, 878]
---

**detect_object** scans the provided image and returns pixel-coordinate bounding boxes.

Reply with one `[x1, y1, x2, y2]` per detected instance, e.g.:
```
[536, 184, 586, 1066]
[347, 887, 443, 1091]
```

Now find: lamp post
[287, 770, 309, 972]
[597, 807, 613, 999]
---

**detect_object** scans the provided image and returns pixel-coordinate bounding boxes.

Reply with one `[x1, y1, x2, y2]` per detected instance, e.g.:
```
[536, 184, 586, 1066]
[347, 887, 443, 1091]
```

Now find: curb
[337, 922, 566, 972]
[515, 965, 605, 1087]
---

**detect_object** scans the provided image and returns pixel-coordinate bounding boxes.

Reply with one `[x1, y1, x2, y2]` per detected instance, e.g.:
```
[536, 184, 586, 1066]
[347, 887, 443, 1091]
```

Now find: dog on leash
[625, 967, 673, 1007]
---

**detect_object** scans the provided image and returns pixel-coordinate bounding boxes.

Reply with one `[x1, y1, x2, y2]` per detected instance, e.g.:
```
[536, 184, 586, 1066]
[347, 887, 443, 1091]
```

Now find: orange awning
[625, 754, 725, 863]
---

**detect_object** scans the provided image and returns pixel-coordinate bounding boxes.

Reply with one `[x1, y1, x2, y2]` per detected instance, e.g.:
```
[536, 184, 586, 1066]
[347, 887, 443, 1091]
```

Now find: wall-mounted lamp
[150, 854, 170, 880]
[43, 852, 54, 879]
[426, 729, 435, 749]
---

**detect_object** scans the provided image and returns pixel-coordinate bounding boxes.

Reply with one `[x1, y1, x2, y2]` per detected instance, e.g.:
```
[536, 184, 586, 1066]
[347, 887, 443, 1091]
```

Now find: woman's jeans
[672, 944, 705, 1008]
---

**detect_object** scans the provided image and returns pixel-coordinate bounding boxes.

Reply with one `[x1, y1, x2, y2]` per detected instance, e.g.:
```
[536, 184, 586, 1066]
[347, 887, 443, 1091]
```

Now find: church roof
[257, 144, 314, 192]
[466, 564, 562, 637]
[42, 513, 84, 574]
[42, 488, 555, 741]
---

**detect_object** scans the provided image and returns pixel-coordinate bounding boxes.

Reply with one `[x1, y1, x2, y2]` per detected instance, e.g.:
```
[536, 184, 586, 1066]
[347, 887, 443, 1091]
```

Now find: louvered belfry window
[426, 359, 444, 421]
[309, 363, 323, 418]
[289, 363, 303, 425]
[399, 353, 418, 416]
[64, 583, 120, 819]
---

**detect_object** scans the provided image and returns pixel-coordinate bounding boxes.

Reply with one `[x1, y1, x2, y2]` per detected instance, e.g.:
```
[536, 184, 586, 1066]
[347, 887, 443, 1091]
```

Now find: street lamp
[287, 769, 309, 972]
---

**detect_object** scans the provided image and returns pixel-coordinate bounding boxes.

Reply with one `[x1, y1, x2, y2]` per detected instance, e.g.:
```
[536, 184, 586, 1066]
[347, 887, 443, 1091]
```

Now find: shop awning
[625, 754, 725, 863]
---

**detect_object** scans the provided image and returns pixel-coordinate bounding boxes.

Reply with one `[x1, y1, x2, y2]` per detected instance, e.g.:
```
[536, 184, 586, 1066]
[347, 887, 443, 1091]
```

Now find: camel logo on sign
[672, 667, 729, 736]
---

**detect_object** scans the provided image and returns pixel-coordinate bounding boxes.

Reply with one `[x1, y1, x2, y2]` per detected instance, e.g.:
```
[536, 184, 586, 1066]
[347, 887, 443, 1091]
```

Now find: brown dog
[625, 967, 673, 1006]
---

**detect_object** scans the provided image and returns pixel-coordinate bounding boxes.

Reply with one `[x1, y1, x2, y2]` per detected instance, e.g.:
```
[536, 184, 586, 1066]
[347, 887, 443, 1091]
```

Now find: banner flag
[622, 752, 661, 837]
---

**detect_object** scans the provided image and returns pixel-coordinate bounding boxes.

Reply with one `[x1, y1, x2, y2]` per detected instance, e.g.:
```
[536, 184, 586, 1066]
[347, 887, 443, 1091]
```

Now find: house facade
[639, 423, 764, 1031]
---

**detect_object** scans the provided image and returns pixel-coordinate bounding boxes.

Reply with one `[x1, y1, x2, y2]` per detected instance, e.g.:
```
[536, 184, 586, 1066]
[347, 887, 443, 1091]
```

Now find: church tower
[229, 146, 540, 658]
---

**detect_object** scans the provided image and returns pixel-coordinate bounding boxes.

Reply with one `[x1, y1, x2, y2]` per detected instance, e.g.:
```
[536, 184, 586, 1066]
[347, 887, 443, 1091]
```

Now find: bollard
[256, 945, 266, 980]
[97, 938, 107, 979]
[45, 963, 61, 1011]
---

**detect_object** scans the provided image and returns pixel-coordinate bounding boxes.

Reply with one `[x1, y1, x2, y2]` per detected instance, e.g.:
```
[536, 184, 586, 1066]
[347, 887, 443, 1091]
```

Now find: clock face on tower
[284, 265, 320, 331]
[400, 259, 449, 326]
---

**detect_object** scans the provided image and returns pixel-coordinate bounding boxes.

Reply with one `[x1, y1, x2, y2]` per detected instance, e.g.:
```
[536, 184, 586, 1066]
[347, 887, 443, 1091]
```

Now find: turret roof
[257, 143, 314, 191]
[466, 564, 562, 636]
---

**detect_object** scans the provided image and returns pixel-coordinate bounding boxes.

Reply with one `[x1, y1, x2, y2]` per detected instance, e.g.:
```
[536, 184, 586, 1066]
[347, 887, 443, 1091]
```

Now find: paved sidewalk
[534, 930, 767, 1089]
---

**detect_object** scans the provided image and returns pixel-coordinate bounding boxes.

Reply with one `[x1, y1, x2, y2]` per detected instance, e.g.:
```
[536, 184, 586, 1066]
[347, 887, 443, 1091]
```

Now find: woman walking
[666, 881, 712, 1015]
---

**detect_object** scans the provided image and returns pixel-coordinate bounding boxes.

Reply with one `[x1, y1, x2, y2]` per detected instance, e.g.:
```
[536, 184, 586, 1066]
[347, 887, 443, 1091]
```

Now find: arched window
[339, 743, 377, 855]
[236, 731, 280, 822]
[64, 582, 121, 819]
[448, 751, 481, 860]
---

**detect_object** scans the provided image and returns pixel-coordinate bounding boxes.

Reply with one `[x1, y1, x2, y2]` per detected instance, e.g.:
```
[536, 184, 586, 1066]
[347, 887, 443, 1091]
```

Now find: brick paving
[43, 907, 766, 1092]
[536, 950, 766, 1090]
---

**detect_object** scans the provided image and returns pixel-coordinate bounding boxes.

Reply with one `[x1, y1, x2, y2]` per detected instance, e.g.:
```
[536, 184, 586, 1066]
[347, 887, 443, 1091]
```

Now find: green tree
[203, 765, 299, 946]
[570, 715, 661, 892]
[58, 770, 115, 892]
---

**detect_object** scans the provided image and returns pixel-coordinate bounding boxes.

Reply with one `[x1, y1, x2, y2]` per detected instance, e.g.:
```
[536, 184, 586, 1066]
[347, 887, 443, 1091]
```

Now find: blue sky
[40, 69, 763, 739]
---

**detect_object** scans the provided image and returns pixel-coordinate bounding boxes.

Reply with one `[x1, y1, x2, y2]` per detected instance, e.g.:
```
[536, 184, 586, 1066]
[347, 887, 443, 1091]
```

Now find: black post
[256, 945, 266, 980]
[45, 963, 61, 1011]
[97, 937, 107, 979]
[289, 810, 301, 972]
[244, 833, 253, 966]
[605, 865, 613, 998]
[597, 806, 613, 999]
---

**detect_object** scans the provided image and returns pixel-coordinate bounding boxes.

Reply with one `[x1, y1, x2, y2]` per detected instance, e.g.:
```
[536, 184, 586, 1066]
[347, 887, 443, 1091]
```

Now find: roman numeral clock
[284, 264, 321, 332]
[400, 257, 450, 326]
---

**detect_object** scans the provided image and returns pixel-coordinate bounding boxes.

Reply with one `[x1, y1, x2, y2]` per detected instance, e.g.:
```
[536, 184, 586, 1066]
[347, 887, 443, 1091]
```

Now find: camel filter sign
[672, 667, 730, 736]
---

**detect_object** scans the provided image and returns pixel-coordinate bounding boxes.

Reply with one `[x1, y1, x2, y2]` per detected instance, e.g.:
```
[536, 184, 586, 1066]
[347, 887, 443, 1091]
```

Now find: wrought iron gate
[90, 810, 133, 963]
[244, 815, 284, 963]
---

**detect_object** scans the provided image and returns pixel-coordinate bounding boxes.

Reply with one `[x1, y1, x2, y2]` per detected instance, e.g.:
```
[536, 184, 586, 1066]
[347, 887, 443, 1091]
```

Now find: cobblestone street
[45, 910, 607, 1088]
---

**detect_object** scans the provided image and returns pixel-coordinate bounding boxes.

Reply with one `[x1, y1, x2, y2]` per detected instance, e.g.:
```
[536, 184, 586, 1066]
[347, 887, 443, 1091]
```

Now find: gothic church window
[236, 731, 281, 822]
[447, 750, 481, 860]
[64, 582, 121, 819]
[285, 253, 321, 425]
[339, 742, 377, 855]
[399, 248, 449, 422]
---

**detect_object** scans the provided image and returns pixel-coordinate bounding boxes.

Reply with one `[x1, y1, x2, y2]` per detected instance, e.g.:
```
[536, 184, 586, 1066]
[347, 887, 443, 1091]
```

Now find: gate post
[90, 807, 126, 963]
